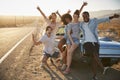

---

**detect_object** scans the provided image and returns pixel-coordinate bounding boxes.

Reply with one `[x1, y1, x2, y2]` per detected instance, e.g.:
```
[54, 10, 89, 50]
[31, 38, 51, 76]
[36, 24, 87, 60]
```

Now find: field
[98, 18, 120, 41]
[0, 16, 44, 27]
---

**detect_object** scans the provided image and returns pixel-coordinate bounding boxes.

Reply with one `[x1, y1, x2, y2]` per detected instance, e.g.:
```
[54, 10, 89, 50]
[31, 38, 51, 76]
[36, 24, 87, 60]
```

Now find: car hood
[99, 41, 120, 49]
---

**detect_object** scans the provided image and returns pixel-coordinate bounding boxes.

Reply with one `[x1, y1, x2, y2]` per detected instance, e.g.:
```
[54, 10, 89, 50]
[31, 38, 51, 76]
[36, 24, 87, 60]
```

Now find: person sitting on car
[79, 11, 119, 80]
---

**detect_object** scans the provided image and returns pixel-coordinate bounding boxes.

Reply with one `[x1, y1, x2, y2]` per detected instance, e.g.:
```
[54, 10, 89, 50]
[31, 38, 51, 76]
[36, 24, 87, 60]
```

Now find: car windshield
[56, 26, 65, 36]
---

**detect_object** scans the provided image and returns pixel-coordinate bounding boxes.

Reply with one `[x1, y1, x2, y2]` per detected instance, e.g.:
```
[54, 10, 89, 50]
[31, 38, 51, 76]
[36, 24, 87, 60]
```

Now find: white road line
[0, 29, 34, 64]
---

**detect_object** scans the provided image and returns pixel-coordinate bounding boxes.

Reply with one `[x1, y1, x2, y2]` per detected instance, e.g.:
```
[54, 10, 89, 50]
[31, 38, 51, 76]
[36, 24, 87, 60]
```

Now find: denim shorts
[43, 52, 59, 58]
[66, 37, 79, 45]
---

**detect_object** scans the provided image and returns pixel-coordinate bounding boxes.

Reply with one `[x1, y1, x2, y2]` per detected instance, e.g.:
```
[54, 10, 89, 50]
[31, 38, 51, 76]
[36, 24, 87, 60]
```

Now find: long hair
[49, 13, 57, 20]
[61, 13, 72, 25]
[74, 9, 80, 18]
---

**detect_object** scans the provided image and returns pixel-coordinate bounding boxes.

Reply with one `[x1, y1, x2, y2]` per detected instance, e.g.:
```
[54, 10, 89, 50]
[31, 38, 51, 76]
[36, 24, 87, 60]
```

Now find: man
[79, 11, 119, 80]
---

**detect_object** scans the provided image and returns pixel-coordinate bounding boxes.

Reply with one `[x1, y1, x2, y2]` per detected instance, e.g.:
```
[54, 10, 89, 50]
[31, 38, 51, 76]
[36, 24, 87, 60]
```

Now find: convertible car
[56, 27, 120, 66]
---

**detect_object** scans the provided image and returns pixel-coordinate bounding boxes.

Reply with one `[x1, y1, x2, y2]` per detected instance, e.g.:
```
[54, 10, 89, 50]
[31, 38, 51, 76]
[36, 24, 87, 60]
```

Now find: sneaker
[103, 66, 109, 75]
[61, 64, 67, 71]
[92, 76, 98, 80]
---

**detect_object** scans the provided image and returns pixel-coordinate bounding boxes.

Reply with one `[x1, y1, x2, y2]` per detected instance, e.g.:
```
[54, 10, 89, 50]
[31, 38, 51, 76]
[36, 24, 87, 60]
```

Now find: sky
[0, 0, 120, 16]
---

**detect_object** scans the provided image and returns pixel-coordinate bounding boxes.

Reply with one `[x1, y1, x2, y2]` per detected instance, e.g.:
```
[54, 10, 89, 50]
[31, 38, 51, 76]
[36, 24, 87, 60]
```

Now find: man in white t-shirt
[32, 26, 59, 67]
[80, 11, 119, 80]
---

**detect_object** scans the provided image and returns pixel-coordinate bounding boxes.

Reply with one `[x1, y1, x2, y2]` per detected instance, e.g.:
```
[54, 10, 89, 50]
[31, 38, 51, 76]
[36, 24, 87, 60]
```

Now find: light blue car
[99, 37, 120, 58]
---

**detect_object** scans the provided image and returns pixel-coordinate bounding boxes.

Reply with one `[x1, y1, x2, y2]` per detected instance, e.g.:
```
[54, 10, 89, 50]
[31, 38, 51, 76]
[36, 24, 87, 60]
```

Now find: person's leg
[93, 43, 104, 69]
[56, 38, 66, 62]
[91, 55, 98, 78]
[63, 47, 67, 64]
[64, 43, 78, 74]
[41, 54, 49, 67]
[58, 38, 66, 53]
[83, 43, 97, 78]
[61, 46, 67, 71]
[63, 44, 71, 71]
[92, 43, 104, 80]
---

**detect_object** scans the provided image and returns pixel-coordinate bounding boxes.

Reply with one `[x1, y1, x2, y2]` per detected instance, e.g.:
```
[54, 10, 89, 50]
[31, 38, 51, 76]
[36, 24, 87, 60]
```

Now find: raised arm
[32, 34, 41, 45]
[67, 9, 71, 14]
[109, 14, 119, 19]
[56, 9, 71, 20]
[56, 10, 62, 19]
[97, 14, 119, 24]
[79, 2, 87, 14]
[37, 6, 48, 19]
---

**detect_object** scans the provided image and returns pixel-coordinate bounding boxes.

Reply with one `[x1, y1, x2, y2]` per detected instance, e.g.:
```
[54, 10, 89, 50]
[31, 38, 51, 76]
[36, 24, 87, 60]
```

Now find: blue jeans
[67, 37, 79, 45]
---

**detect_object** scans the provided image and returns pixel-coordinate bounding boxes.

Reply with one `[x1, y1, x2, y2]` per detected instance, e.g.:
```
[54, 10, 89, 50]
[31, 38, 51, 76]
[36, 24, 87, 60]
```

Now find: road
[0, 27, 34, 58]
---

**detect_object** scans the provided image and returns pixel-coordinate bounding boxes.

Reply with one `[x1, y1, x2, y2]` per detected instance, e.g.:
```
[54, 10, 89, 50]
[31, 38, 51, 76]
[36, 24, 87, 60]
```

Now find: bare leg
[62, 47, 67, 64]
[58, 38, 66, 53]
[57, 38, 66, 62]
[65, 44, 78, 73]
[41, 55, 49, 67]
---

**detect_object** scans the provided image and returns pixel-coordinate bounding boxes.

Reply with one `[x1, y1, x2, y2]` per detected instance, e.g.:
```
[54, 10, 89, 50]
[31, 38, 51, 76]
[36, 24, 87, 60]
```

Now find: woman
[63, 2, 87, 74]
[59, 13, 73, 70]
[57, 2, 87, 71]
[37, 6, 61, 35]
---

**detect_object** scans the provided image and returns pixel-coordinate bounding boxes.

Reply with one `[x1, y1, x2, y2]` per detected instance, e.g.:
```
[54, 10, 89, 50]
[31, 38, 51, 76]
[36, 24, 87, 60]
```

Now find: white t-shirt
[40, 34, 56, 55]
[82, 22, 97, 42]
[45, 19, 61, 35]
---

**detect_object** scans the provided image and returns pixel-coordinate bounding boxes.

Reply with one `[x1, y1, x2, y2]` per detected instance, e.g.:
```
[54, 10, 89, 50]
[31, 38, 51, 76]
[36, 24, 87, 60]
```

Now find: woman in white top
[37, 6, 61, 35]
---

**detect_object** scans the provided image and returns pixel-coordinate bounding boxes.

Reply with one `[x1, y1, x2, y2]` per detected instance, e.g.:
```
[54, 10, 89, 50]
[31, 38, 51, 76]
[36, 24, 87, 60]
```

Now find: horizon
[0, 0, 120, 16]
[0, 9, 119, 17]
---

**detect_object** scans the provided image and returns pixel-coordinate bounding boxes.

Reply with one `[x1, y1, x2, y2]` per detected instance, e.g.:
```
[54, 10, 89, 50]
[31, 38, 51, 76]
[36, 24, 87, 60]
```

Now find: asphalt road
[0, 27, 34, 58]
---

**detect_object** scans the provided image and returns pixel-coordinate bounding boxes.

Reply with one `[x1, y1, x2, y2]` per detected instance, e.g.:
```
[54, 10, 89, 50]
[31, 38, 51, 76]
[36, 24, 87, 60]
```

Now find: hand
[67, 9, 71, 14]
[113, 14, 119, 18]
[83, 2, 88, 6]
[72, 41, 75, 45]
[56, 10, 58, 14]
[37, 6, 40, 11]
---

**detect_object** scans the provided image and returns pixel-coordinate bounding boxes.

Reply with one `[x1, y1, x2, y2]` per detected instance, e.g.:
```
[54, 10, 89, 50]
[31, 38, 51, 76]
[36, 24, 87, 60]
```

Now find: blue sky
[0, 0, 120, 16]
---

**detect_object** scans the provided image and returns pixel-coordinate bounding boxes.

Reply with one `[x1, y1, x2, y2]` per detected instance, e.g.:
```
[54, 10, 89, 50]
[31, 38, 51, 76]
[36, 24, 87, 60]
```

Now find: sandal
[63, 68, 71, 74]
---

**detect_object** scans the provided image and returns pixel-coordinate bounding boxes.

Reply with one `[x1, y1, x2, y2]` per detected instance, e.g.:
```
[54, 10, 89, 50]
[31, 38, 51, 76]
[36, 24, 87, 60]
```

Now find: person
[32, 26, 59, 68]
[63, 2, 87, 74]
[79, 11, 119, 80]
[58, 13, 73, 70]
[37, 6, 61, 35]
[58, 2, 87, 57]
